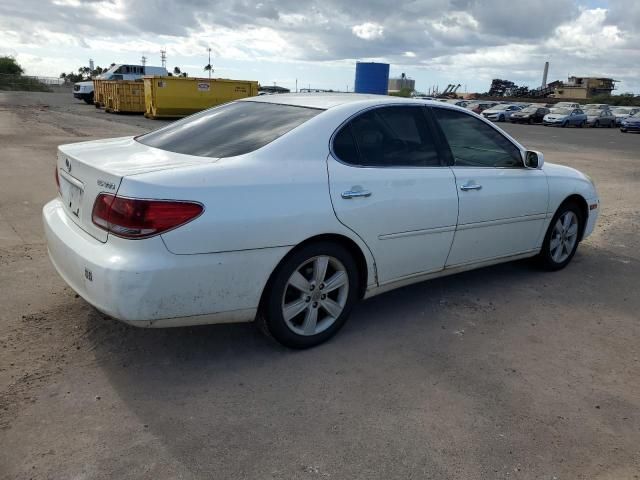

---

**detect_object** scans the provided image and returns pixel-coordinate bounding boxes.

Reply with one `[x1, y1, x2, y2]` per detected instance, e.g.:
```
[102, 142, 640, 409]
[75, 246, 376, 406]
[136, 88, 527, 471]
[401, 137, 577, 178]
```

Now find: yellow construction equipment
[143, 76, 259, 119]
[103, 80, 145, 114]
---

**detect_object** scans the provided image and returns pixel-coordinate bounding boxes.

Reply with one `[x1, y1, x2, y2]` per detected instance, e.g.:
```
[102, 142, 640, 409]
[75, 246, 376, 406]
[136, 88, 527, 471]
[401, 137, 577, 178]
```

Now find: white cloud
[351, 22, 384, 40]
[0, 0, 638, 92]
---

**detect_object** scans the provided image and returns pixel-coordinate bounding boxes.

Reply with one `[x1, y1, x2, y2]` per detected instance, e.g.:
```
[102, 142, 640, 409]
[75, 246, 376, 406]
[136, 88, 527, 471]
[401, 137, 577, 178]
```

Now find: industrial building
[388, 73, 415, 93]
[554, 76, 617, 99]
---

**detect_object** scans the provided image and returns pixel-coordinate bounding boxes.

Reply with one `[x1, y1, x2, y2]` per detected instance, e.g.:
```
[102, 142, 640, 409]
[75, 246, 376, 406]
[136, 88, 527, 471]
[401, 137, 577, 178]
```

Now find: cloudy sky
[1, 0, 638, 93]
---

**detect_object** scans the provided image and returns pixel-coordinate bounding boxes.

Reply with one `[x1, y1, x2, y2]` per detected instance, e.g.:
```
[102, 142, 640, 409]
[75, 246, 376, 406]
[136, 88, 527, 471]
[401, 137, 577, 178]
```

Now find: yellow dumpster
[143, 76, 259, 119]
[93, 79, 109, 108]
[103, 80, 145, 114]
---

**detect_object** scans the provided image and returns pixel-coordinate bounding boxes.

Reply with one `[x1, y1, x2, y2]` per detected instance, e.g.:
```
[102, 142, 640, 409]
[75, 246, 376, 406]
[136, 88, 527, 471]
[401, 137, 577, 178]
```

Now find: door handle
[341, 190, 372, 199]
[460, 183, 482, 191]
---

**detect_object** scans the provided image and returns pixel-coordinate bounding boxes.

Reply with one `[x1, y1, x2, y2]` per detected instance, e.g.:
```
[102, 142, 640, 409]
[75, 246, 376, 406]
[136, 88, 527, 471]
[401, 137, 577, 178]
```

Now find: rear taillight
[92, 194, 203, 239]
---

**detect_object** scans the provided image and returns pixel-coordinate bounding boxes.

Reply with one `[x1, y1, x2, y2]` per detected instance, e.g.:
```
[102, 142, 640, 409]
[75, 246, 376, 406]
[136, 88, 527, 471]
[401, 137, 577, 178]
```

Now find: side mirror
[524, 150, 544, 169]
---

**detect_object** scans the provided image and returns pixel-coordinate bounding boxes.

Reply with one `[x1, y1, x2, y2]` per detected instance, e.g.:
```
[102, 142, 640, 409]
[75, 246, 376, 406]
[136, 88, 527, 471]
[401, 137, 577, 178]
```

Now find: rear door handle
[341, 190, 372, 199]
[460, 183, 482, 191]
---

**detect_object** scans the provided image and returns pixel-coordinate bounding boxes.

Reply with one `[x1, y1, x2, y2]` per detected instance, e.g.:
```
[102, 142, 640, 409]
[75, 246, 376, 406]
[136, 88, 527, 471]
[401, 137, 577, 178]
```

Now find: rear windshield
[137, 101, 322, 158]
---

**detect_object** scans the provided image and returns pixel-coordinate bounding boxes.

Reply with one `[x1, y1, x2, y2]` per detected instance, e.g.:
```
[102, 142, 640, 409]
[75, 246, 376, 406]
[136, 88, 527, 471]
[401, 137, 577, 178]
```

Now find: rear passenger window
[333, 125, 359, 164]
[433, 108, 523, 168]
[332, 106, 441, 167]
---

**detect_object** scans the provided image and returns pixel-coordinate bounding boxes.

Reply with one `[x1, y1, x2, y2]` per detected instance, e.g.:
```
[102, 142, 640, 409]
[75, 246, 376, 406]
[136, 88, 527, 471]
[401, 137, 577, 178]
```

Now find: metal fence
[0, 74, 70, 92]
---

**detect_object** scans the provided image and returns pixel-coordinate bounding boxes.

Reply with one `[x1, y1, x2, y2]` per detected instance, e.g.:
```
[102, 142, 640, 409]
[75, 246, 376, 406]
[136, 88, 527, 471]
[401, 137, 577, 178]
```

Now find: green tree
[0, 56, 24, 75]
[173, 66, 181, 75]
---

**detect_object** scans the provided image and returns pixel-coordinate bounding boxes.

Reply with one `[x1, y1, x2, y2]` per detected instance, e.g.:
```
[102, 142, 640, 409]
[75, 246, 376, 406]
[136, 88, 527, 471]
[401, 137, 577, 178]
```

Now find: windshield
[586, 109, 601, 116]
[550, 108, 571, 115]
[521, 107, 538, 113]
[137, 101, 322, 158]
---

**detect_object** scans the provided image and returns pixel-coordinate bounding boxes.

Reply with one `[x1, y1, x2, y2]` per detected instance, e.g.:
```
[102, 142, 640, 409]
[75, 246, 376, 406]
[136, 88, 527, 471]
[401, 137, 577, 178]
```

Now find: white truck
[73, 64, 168, 104]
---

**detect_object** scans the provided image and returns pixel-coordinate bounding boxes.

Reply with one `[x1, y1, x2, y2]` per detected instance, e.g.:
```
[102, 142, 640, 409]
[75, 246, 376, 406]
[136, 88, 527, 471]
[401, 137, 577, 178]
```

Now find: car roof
[238, 92, 442, 110]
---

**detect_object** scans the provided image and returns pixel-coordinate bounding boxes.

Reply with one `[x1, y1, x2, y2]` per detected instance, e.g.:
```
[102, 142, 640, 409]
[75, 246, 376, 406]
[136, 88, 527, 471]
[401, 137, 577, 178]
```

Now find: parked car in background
[445, 99, 469, 108]
[583, 104, 611, 110]
[509, 106, 550, 124]
[620, 111, 640, 133]
[43, 94, 599, 348]
[482, 104, 522, 122]
[611, 107, 640, 125]
[467, 101, 499, 114]
[543, 108, 588, 127]
[554, 102, 581, 109]
[585, 109, 616, 128]
[73, 64, 168, 104]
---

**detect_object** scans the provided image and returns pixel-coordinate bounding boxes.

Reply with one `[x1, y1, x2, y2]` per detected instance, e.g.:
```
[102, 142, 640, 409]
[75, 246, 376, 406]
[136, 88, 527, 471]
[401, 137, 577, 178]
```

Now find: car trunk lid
[56, 136, 215, 242]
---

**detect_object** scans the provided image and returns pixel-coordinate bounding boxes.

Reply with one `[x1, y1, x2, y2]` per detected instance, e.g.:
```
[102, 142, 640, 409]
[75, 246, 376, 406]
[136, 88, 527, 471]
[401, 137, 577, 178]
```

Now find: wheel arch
[257, 233, 371, 314]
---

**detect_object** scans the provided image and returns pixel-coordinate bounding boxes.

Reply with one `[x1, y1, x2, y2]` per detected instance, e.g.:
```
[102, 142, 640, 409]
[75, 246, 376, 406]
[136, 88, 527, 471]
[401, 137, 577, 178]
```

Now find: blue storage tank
[354, 62, 390, 95]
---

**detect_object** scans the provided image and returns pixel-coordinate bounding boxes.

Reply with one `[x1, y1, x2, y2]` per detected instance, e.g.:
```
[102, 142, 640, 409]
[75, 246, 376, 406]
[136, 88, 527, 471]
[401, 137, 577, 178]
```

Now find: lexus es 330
[44, 94, 599, 348]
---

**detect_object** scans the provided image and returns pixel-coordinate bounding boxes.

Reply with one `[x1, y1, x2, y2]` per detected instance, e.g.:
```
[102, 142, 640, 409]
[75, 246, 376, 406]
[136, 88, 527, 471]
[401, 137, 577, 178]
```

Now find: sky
[1, 0, 638, 94]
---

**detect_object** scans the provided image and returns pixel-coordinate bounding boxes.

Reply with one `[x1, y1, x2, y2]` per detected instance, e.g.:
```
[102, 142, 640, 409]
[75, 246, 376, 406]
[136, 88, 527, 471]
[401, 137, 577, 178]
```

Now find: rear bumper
[43, 199, 287, 326]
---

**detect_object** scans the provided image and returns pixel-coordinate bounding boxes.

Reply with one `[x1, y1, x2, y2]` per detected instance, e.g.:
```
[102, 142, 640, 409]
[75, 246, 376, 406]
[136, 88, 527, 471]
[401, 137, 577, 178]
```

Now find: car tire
[620, 128, 627, 133]
[594, 120, 599, 128]
[537, 202, 584, 271]
[83, 92, 94, 105]
[259, 242, 360, 349]
[561, 121, 567, 128]
[499, 115, 505, 122]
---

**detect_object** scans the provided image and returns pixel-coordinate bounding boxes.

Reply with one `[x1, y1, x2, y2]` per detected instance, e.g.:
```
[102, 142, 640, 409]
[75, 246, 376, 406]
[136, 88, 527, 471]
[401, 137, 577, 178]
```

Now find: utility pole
[295, 78, 298, 93]
[160, 49, 166, 69]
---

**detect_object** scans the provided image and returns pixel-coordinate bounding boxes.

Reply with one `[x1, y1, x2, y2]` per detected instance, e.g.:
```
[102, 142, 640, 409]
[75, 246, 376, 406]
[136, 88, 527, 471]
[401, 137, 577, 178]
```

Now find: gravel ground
[1, 92, 639, 480]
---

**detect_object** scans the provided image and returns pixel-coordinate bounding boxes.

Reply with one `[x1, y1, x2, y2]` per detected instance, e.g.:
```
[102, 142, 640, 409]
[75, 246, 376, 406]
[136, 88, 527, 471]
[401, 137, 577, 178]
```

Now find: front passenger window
[433, 108, 523, 168]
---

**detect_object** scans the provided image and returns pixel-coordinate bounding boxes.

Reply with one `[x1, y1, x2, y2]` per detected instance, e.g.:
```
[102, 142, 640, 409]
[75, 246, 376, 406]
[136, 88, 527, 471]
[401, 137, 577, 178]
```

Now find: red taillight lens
[92, 194, 203, 239]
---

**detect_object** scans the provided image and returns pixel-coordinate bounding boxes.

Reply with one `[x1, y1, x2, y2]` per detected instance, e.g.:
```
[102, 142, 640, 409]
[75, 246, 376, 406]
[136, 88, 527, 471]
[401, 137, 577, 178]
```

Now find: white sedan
[44, 94, 600, 348]
[481, 104, 522, 122]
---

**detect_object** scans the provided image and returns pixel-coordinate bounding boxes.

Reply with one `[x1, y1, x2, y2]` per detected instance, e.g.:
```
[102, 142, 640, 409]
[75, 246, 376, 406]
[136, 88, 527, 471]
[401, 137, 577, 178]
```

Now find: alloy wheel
[281, 255, 349, 336]
[549, 211, 579, 263]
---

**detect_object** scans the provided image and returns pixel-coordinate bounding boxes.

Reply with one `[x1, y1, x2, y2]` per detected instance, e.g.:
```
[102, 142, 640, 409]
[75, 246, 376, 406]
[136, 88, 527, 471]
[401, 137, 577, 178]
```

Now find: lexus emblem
[65, 158, 72, 173]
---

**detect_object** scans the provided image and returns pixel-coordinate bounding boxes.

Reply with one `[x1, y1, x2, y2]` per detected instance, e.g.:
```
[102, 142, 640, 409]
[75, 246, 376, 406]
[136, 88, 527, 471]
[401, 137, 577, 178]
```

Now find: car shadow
[79, 246, 638, 477]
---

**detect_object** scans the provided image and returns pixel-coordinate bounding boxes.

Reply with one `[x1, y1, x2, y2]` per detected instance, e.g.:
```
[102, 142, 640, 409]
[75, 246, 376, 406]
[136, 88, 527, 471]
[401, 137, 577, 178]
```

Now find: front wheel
[259, 242, 359, 348]
[561, 121, 567, 128]
[594, 120, 600, 128]
[538, 203, 583, 271]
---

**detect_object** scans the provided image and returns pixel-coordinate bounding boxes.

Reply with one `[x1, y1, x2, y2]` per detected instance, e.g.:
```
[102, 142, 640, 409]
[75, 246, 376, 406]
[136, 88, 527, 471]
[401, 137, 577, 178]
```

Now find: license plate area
[59, 171, 84, 219]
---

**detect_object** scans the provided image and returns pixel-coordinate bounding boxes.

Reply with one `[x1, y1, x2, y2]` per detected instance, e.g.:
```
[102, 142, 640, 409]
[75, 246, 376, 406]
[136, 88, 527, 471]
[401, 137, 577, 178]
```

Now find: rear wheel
[538, 203, 583, 271]
[259, 242, 359, 349]
[561, 121, 567, 128]
[499, 114, 505, 122]
[594, 120, 600, 128]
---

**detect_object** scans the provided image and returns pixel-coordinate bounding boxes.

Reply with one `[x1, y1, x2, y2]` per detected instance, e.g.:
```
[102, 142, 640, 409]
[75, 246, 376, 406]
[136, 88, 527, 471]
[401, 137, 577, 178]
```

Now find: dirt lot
[1, 92, 639, 480]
